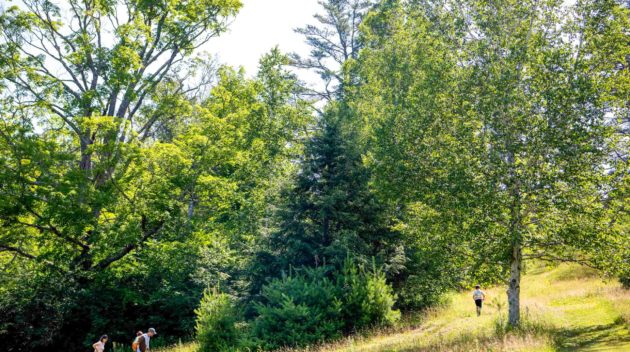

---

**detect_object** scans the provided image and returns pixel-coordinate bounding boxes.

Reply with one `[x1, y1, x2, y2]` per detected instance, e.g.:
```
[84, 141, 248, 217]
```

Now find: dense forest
[0, 0, 628, 351]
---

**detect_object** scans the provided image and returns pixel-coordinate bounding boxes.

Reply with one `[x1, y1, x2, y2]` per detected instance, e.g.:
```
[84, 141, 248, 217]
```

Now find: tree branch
[91, 217, 164, 271]
[523, 252, 599, 269]
[0, 244, 64, 272]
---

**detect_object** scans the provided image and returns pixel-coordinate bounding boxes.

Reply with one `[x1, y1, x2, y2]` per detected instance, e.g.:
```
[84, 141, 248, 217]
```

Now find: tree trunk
[507, 243, 522, 326]
[79, 133, 92, 172]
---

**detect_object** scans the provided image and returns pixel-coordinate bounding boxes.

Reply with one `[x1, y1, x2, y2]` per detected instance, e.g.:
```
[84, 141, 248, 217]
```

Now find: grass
[158, 263, 630, 352]
[154, 342, 199, 352]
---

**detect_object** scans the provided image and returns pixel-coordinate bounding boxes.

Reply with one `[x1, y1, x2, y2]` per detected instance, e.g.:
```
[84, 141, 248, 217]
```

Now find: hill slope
[158, 263, 630, 352]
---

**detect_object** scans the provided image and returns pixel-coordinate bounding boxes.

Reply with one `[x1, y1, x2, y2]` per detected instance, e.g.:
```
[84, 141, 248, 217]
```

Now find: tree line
[0, 0, 628, 351]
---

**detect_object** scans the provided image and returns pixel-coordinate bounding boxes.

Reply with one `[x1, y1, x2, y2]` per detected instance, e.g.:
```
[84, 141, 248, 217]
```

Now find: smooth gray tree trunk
[507, 243, 522, 326]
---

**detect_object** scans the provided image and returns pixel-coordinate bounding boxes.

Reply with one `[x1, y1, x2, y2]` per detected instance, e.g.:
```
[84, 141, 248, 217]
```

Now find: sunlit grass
[154, 342, 199, 352]
[160, 263, 630, 352]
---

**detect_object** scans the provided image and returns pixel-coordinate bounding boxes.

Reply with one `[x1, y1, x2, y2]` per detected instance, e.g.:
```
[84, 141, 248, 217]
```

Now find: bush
[251, 261, 400, 350]
[195, 288, 240, 352]
[252, 267, 343, 350]
[619, 257, 630, 289]
[338, 260, 400, 332]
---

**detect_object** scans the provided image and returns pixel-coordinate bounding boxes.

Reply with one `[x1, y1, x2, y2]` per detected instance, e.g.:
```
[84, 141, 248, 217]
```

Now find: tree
[358, 0, 629, 326]
[291, 0, 373, 100]
[0, 0, 242, 276]
[251, 105, 402, 294]
[188, 49, 313, 297]
[0, 4, 312, 345]
[356, 0, 489, 309]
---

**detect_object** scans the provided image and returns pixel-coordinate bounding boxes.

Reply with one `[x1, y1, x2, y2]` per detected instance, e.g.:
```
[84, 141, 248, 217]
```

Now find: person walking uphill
[136, 328, 157, 352]
[473, 285, 485, 316]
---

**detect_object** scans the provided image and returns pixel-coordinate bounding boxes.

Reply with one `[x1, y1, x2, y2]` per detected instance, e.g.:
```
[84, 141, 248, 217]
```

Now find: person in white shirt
[92, 335, 108, 352]
[472, 285, 486, 316]
[137, 327, 157, 352]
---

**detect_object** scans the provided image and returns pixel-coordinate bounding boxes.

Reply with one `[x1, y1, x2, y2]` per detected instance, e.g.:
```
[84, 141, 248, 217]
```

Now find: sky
[0, 0, 323, 84]
[203, 0, 322, 83]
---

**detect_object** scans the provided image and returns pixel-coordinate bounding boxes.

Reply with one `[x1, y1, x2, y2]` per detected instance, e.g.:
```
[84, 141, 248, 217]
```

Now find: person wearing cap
[137, 328, 157, 352]
[472, 285, 485, 316]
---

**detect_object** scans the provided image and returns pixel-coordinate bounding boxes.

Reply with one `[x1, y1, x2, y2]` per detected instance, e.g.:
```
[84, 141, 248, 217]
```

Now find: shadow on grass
[385, 318, 629, 352]
[554, 321, 630, 351]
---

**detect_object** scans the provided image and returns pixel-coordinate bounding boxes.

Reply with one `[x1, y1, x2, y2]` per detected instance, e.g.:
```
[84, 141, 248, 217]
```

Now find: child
[92, 335, 108, 352]
[132, 331, 143, 352]
[472, 285, 485, 316]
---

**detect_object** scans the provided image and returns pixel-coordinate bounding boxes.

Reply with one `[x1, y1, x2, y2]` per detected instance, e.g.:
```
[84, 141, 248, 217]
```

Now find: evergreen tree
[291, 0, 373, 100]
[251, 105, 401, 294]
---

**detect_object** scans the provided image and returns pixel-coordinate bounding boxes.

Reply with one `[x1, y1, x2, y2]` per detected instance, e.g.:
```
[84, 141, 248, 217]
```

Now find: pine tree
[251, 105, 400, 293]
[291, 0, 373, 100]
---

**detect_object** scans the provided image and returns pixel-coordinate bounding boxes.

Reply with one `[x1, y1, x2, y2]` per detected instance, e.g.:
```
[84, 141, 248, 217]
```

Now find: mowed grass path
[158, 263, 630, 352]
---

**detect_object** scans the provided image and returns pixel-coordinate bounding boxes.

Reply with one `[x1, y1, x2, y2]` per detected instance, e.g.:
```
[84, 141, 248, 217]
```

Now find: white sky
[0, 0, 323, 84]
[204, 0, 322, 82]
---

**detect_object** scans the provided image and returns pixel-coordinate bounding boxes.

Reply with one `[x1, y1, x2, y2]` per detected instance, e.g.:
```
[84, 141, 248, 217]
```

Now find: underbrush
[157, 263, 630, 352]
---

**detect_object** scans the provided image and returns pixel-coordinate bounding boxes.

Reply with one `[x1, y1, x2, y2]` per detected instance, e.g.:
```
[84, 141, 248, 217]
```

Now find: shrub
[338, 260, 400, 332]
[252, 267, 343, 350]
[195, 288, 239, 352]
[251, 261, 400, 350]
[619, 263, 630, 289]
[362, 266, 401, 326]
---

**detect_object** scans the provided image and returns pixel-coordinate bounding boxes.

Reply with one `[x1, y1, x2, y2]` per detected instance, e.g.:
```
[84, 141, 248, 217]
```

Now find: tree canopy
[1, 0, 628, 350]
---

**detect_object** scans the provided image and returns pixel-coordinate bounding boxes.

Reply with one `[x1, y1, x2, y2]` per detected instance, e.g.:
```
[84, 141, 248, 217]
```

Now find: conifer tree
[250, 0, 401, 294]
[252, 105, 400, 293]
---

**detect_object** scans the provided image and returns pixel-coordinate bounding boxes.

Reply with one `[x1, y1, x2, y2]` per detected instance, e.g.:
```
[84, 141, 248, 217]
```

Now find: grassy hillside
[157, 263, 630, 352]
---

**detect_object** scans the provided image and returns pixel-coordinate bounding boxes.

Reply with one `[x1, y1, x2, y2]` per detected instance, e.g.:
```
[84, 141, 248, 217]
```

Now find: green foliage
[358, 0, 629, 325]
[1, 0, 628, 349]
[252, 267, 343, 349]
[195, 288, 240, 352]
[389, 203, 502, 310]
[338, 260, 400, 331]
[251, 105, 402, 294]
[290, 0, 371, 98]
[0, 40, 310, 350]
[0, 269, 77, 351]
[251, 262, 399, 350]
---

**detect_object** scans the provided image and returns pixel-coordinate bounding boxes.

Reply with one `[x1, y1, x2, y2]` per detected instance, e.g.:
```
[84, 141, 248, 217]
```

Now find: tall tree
[0, 0, 241, 276]
[250, 0, 402, 293]
[252, 105, 400, 294]
[359, 0, 629, 326]
[291, 0, 372, 100]
[358, 0, 488, 309]
[0, 46, 311, 350]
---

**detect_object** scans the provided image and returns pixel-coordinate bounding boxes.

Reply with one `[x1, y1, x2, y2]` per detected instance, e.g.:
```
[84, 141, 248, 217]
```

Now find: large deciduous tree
[359, 0, 629, 326]
[0, 1, 309, 349]
[0, 0, 241, 276]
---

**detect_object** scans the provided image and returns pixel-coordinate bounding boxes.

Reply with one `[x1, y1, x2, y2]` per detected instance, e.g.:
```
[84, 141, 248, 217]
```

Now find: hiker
[92, 335, 108, 352]
[135, 327, 157, 352]
[131, 331, 143, 351]
[473, 285, 485, 316]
